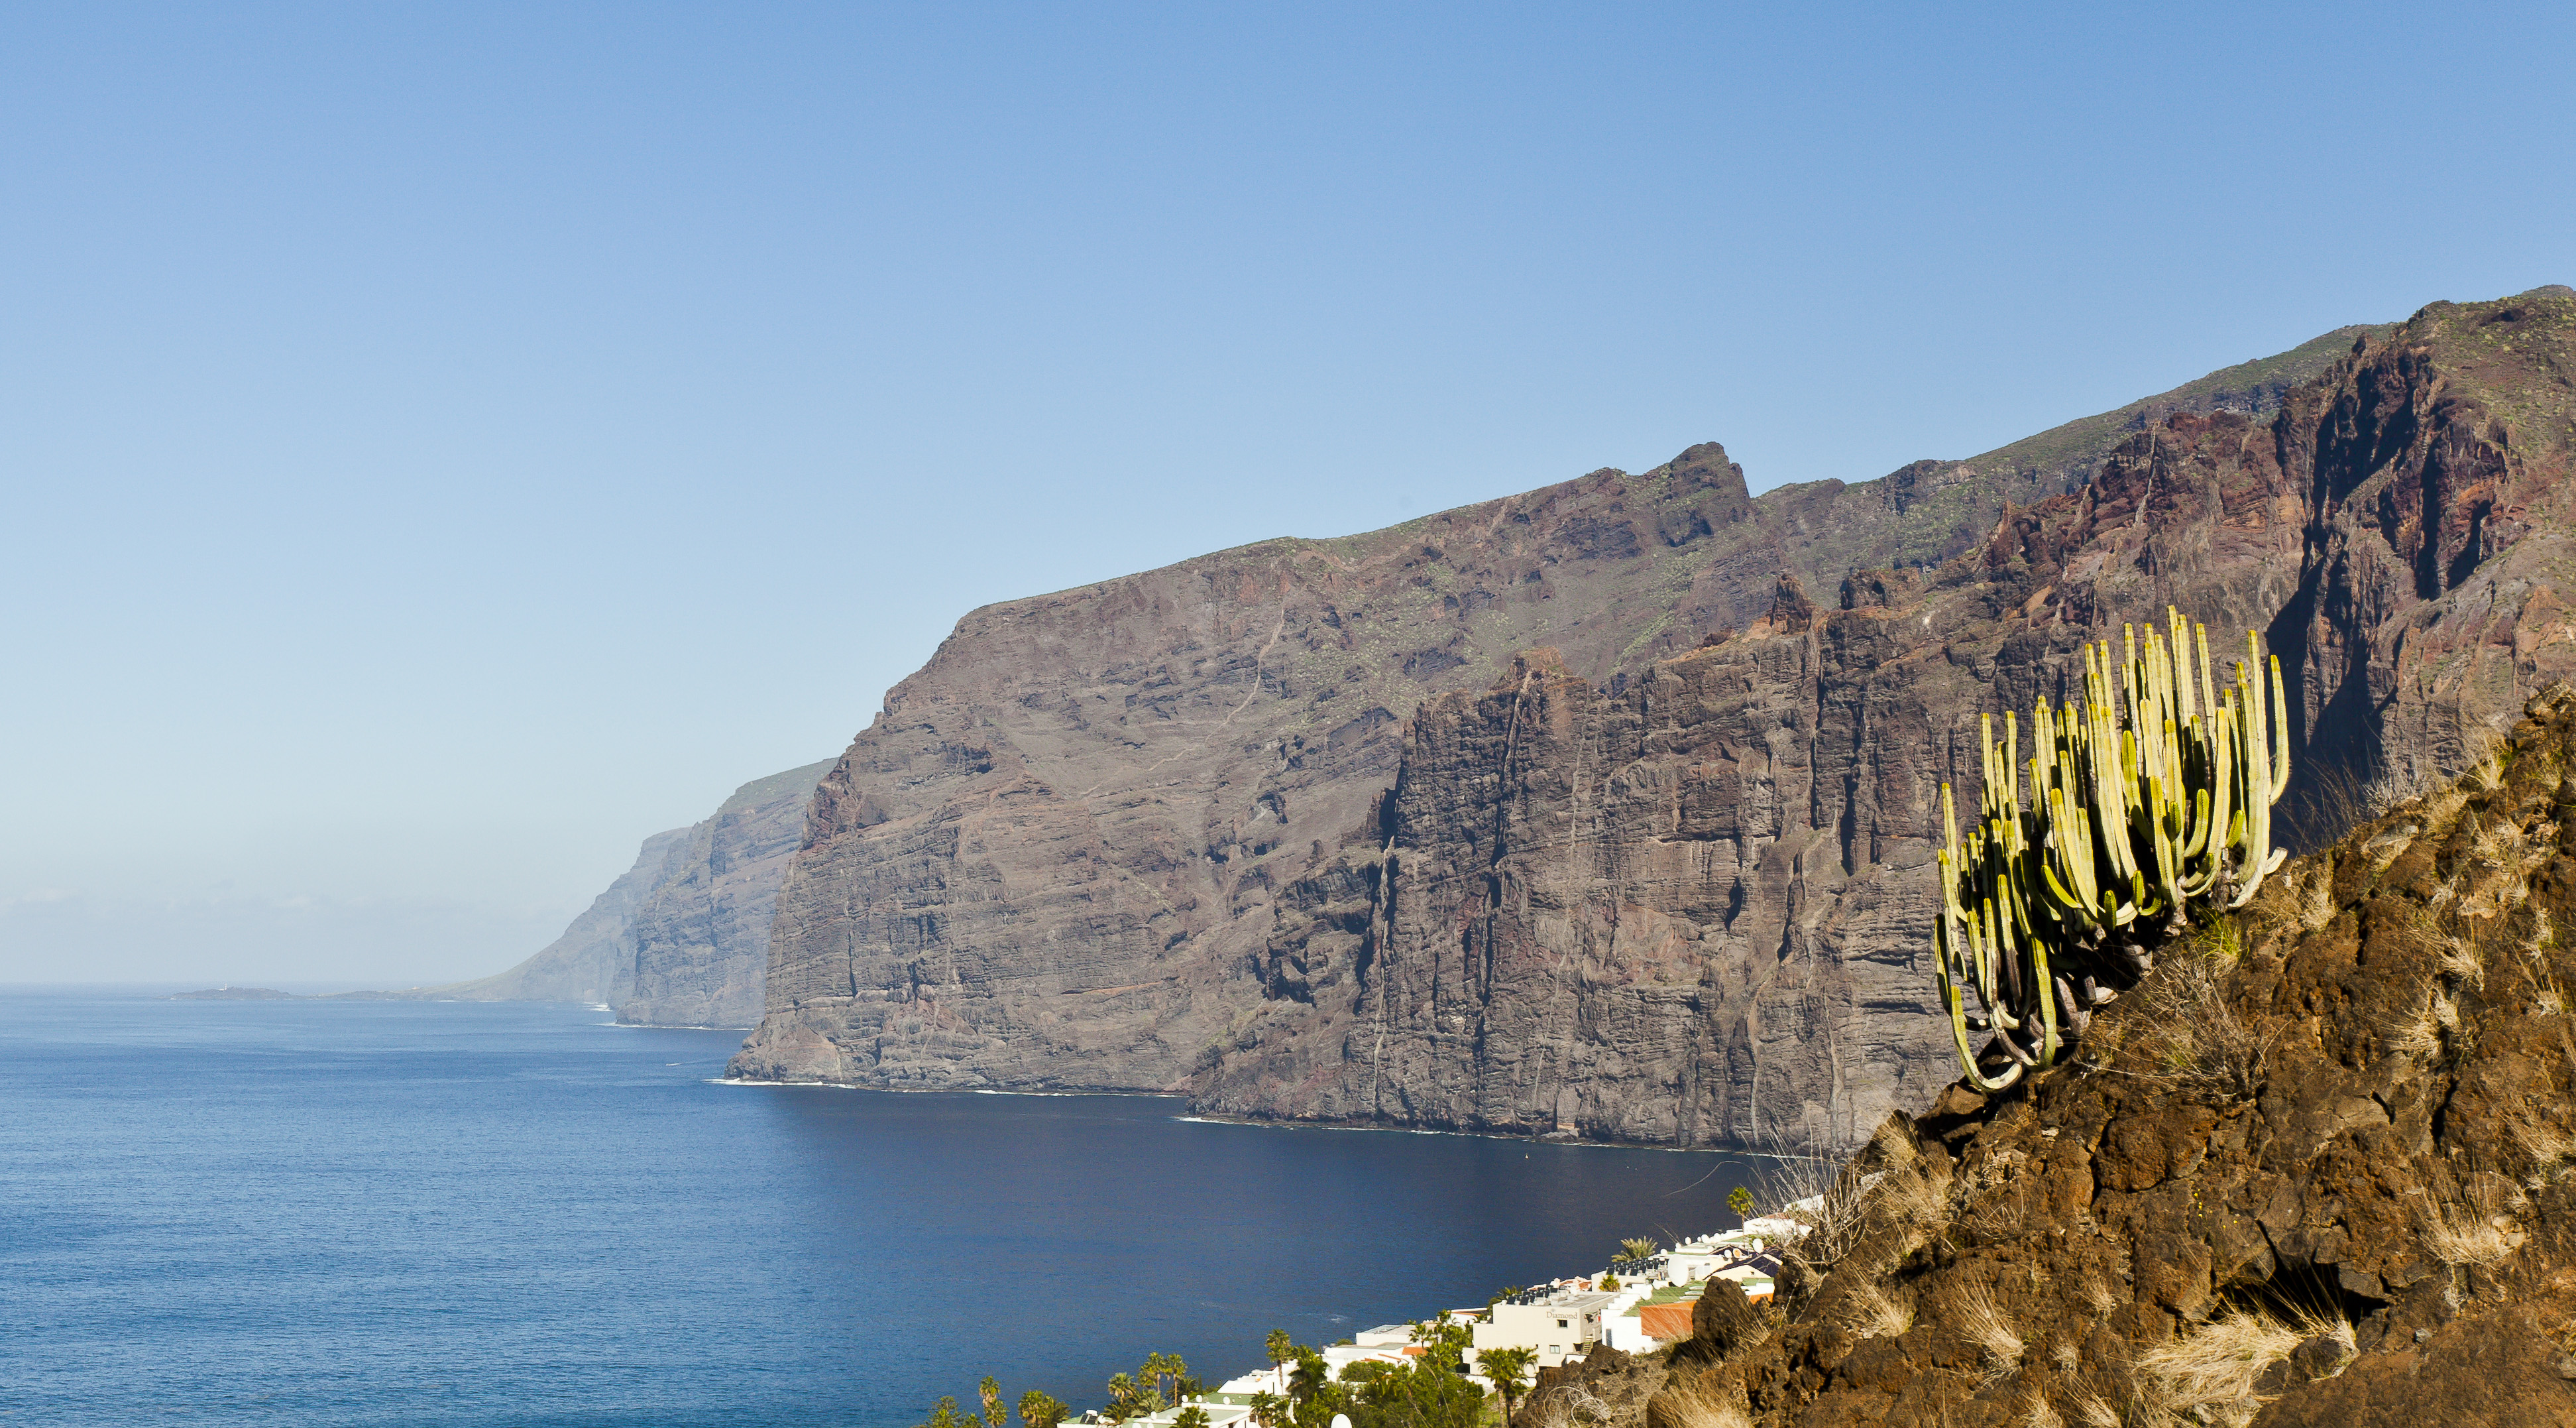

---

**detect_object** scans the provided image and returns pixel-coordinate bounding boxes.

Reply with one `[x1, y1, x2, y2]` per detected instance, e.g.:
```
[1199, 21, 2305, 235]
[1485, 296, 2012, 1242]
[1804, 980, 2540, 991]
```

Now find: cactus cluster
[1934, 609, 2290, 1091]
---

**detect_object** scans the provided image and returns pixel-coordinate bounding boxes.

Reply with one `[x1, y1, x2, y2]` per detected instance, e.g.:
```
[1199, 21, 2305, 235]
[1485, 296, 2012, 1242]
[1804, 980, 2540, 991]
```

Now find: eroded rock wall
[1191, 288, 2576, 1147]
[731, 290, 2571, 1148]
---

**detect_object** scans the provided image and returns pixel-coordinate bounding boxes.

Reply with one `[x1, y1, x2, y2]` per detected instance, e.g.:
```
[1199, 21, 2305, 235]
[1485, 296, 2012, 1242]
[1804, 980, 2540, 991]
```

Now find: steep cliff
[1186, 288, 2576, 1146]
[728, 318, 2386, 1095]
[616, 759, 836, 1028]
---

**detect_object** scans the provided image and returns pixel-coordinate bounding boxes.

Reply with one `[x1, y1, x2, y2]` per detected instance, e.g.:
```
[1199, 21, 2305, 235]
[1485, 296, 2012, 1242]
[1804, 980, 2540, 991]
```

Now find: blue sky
[5, 3, 2571, 984]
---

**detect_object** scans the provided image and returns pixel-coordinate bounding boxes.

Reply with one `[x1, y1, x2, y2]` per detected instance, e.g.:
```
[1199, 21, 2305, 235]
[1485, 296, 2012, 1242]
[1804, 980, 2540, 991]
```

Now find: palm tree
[1617, 1235, 1659, 1263]
[1247, 1390, 1284, 1428]
[980, 1377, 1007, 1428]
[1018, 1391, 1070, 1428]
[1480, 1348, 1536, 1427]
[1288, 1349, 1329, 1408]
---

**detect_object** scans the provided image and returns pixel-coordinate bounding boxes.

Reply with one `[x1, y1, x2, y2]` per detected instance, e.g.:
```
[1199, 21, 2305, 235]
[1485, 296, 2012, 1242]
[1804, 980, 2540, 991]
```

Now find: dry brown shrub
[1526, 1385, 1618, 1428]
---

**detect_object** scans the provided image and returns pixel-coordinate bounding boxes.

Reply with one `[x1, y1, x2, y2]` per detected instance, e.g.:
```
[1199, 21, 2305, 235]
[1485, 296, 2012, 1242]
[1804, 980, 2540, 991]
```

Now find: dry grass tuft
[2021, 1393, 2066, 1428]
[2122, 941, 2267, 1101]
[2135, 1312, 2349, 1427]
[2470, 814, 2525, 865]
[2299, 865, 2340, 933]
[1650, 1372, 1750, 1428]
[2383, 989, 2455, 1060]
[2469, 743, 2508, 792]
[2079, 1276, 2120, 1315]
[1755, 1141, 1865, 1276]
[2068, 1390, 2123, 1428]
[2508, 1114, 2576, 1187]
[1881, 1166, 1947, 1235]
[1866, 1114, 1919, 1170]
[1949, 1283, 2025, 1382]
[2420, 1198, 2516, 1266]
[2430, 926, 2485, 988]
[1842, 1281, 1913, 1340]
[2051, 1339, 2080, 1372]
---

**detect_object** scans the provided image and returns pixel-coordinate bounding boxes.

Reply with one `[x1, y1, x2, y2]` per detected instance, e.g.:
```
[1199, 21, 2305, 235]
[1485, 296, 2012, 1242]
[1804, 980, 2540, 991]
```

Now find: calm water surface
[1, 992, 1762, 1427]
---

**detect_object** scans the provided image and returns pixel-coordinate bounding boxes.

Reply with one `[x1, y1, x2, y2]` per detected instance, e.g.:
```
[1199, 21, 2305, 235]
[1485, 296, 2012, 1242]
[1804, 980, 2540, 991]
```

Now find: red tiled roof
[1635, 1301, 1697, 1341]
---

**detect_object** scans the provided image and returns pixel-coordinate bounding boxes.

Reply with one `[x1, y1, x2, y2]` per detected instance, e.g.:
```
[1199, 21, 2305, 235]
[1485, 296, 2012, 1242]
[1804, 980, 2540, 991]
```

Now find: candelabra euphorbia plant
[1935, 609, 2290, 1091]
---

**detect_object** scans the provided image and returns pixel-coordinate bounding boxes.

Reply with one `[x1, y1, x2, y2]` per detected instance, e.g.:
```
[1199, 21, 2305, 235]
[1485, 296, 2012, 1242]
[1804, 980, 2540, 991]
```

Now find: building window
[1557, 1320, 1567, 1328]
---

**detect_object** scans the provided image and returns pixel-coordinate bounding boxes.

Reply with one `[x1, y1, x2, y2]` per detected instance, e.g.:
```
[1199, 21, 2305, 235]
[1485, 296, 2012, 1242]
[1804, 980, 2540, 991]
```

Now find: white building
[1471, 1288, 1616, 1368]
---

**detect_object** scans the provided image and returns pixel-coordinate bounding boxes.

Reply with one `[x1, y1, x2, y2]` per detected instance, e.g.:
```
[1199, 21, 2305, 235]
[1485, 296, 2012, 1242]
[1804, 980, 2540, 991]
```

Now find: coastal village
[1071, 1205, 1817, 1428]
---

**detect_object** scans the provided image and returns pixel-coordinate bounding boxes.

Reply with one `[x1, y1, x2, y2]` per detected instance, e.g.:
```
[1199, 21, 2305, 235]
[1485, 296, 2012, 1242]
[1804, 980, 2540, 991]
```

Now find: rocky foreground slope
[724, 316, 2409, 1102]
[1518, 685, 2576, 1427]
[1183, 288, 2576, 1148]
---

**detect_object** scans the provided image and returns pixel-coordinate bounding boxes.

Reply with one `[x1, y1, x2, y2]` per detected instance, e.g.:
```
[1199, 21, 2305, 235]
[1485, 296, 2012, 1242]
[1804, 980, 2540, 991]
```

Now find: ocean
[0, 990, 1767, 1427]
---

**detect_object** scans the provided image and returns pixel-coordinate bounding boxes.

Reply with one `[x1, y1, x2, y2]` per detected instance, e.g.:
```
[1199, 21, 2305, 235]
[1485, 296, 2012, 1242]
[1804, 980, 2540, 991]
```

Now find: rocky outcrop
[1584, 684, 2576, 1428]
[1186, 288, 2576, 1147]
[616, 760, 835, 1028]
[730, 292, 2561, 1138]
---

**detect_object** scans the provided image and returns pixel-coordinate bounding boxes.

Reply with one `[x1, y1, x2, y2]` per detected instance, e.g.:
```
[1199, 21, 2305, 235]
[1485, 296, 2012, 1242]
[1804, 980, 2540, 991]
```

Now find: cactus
[1934, 610, 2289, 1091]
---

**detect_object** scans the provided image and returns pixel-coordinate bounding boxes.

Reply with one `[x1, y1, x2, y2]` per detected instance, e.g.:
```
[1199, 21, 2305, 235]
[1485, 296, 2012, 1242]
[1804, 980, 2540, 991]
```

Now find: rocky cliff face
[1543, 683, 2576, 1428]
[730, 445, 1793, 1089]
[1185, 288, 2576, 1147]
[728, 293, 2563, 1140]
[616, 760, 836, 1028]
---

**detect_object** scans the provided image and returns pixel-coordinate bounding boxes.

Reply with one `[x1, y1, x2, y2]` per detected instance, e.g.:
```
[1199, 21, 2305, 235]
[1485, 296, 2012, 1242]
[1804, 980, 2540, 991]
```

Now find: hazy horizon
[6, 3, 2570, 985]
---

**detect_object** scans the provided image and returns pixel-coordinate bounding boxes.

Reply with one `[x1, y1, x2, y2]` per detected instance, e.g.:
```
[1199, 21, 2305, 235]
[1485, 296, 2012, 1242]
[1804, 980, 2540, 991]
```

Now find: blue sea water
[0, 991, 1765, 1427]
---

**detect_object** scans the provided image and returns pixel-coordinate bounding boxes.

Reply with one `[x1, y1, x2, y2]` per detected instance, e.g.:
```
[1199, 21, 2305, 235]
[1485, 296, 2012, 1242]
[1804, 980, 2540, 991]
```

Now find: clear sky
[4, 3, 2570, 986]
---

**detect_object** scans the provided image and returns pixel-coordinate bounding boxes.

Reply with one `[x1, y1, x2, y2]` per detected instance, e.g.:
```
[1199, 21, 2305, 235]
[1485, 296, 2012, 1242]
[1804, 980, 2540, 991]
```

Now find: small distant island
[166, 986, 296, 1000]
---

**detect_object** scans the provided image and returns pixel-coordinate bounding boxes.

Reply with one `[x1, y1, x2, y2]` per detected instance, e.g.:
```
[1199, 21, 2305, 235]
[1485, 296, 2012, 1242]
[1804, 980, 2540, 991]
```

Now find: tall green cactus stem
[1933, 610, 2290, 1091]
